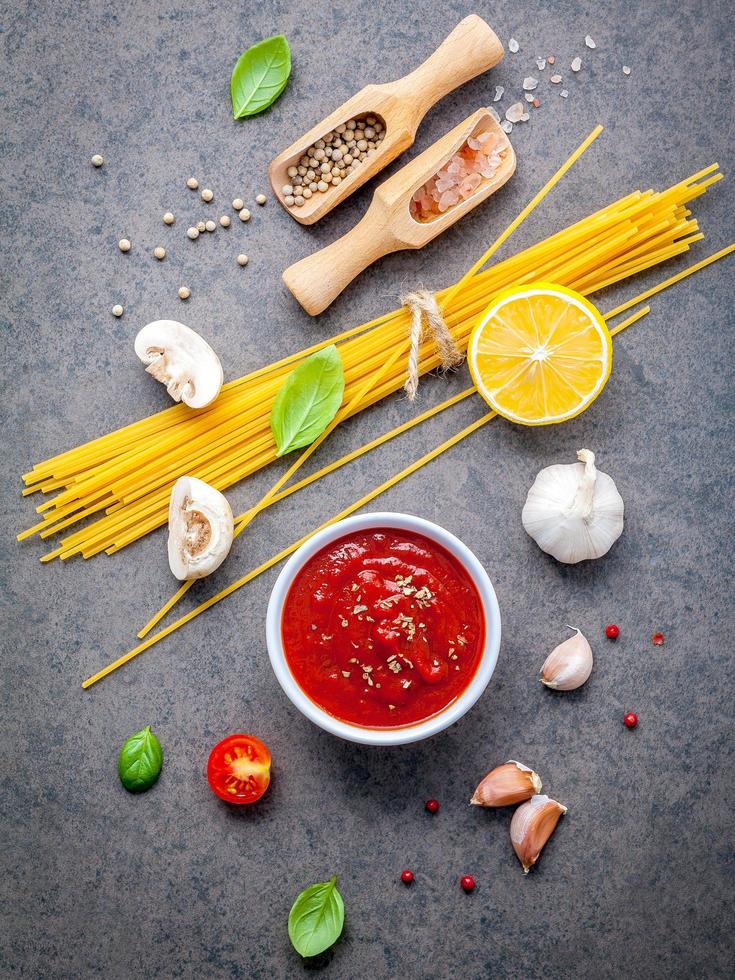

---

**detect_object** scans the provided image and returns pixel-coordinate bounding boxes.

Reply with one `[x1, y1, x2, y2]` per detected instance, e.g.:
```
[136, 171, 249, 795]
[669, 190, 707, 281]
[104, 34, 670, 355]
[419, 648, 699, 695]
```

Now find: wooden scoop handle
[283, 204, 396, 316]
[392, 15, 504, 126]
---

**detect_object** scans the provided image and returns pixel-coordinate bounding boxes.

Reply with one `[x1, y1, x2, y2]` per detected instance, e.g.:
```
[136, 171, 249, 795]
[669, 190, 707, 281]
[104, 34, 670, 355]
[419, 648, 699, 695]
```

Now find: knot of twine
[401, 289, 463, 401]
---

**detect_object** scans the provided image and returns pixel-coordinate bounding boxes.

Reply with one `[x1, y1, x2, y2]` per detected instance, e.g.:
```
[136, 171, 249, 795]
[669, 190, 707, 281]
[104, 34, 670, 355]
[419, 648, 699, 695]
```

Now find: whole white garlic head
[522, 449, 623, 563]
[168, 476, 234, 580]
[540, 626, 593, 690]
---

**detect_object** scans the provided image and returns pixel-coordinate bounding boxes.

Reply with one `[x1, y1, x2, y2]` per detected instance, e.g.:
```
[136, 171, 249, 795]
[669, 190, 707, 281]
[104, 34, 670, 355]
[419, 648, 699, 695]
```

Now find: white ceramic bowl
[265, 512, 501, 746]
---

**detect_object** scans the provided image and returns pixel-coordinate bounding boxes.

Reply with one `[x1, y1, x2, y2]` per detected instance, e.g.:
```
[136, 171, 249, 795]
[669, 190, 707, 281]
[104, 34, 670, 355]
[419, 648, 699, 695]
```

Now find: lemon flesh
[468, 283, 612, 426]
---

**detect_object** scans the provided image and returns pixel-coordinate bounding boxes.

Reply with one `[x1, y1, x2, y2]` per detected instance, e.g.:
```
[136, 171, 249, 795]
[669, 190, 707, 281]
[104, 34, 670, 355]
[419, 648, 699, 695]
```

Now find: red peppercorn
[425, 799, 440, 814]
[623, 712, 638, 729]
[460, 875, 475, 892]
[401, 869, 414, 884]
[605, 624, 620, 639]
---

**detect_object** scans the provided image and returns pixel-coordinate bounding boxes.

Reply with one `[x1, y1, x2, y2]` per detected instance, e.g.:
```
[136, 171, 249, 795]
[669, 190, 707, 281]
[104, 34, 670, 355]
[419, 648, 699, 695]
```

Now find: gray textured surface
[1, 1, 733, 977]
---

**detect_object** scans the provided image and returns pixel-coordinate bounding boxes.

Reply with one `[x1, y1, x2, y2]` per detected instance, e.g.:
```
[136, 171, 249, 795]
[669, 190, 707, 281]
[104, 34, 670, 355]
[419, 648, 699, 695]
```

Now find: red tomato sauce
[281, 528, 485, 728]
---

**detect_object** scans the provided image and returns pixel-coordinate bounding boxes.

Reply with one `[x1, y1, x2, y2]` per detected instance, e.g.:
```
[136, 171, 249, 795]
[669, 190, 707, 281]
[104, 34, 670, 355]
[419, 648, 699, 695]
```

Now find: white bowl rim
[265, 512, 501, 746]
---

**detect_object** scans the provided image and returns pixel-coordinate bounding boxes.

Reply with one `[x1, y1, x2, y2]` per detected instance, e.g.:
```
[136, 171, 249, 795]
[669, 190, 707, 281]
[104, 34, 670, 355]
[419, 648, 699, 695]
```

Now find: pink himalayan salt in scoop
[410, 130, 506, 221]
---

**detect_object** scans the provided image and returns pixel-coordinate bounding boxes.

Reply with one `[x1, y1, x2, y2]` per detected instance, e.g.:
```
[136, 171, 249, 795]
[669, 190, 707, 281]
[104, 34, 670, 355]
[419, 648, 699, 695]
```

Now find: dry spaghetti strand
[18, 158, 726, 561]
[82, 411, 496, 688]
[138, 127, 606, 635]
[84, 239, 735, 689]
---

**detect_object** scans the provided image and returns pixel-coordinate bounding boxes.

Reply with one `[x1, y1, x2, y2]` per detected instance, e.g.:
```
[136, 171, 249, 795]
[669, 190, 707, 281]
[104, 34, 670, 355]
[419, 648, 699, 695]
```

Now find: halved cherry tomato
[206, 734, 271, 804]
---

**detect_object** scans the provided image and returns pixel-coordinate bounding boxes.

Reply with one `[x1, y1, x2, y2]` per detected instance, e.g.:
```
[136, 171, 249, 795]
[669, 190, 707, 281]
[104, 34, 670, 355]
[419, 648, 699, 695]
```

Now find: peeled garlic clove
[134, 319, 223, 409]
[522, 449, 624, 564]
[510, 794, 567, 873]
[471, 760, 542, 807]
[168, 476, 233, 580]
[540, 626, 593, 690]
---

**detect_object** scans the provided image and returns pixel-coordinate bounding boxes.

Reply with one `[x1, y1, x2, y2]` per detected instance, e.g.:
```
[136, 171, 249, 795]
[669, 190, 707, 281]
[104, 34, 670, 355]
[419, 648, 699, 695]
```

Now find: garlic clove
[522, 449, 624, 564]
[167, 476, 234, 580]
[470, 760, 542, 807]
[540, 626, 593, 690]
[134, 319, 223, 409]
[510, 794, 567, 873]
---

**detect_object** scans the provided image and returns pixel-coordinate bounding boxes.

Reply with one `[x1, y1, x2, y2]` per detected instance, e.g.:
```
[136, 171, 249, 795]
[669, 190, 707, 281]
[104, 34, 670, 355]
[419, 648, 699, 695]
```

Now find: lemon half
[468, 283, 612, 426]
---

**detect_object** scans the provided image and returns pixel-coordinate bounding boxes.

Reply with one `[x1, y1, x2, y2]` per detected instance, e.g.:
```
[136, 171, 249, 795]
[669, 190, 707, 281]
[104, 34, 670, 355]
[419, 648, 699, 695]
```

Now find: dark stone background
[1, 1, 733, 977]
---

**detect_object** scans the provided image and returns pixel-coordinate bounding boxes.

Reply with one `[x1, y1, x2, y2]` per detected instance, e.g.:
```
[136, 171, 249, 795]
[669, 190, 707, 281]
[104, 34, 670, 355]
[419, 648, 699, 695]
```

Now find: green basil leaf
[288, 875, 344, 958]
[230, 35, 291, 119]
[270, 345, 344, 456]
[117, 726, 163, 793]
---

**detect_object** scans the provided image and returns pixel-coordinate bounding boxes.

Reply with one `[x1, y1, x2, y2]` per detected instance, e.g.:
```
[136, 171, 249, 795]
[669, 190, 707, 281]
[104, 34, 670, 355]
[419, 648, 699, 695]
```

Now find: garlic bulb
[471, 760, 542, 807]
[540, 626, 593, 691]
[510, 794, 567, 873]
[522, 449, 623, 563]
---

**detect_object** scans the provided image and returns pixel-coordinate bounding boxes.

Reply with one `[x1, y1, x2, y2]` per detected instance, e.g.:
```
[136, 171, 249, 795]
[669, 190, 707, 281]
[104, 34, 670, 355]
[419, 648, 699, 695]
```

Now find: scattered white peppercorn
[91, 154, 104, 167]
[255, 194, 267, 205]
[111, 304, 124, 317]
[196, 221, 206, 232]
[186, 227, 199, 240]
[232, 197, 244, 210]
[153, 246, 166, 260]
[118, 238, 131, 252]
[201, 188, 213, 203]
[187, 177, 199, 190]
[237, 254, 248, 266]
[239, 208, 250, 222]
[178, 286, 191, 300]
[219, 215, 231, 227]
[205, 220, 216, 232]
[163, 212, 175, 225]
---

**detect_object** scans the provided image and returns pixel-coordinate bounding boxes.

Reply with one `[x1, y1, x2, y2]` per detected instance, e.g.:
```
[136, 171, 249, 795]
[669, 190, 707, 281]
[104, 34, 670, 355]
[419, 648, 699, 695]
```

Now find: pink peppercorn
[460, 875, 475, 892]
[624, 712, 638, 729]
[401, 869, 414, 884]
[425, 799, 440, 814]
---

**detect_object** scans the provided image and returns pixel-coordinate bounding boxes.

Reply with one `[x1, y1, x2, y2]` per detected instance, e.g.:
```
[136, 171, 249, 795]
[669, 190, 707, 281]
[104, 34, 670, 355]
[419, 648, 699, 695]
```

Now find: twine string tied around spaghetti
[401, 289, 464, 400]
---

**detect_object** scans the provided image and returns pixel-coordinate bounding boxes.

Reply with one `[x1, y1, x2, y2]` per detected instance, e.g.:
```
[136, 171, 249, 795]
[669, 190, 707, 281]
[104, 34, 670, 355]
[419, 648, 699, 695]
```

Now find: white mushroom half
[167, 476, 234, 580]
[134, 319, 223, 409]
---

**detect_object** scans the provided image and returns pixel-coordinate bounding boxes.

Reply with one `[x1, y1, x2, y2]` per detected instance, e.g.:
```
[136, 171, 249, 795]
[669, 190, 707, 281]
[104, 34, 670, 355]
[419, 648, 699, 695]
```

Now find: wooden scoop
[282, 108, 516, 315]
[268, 15, 503, 225]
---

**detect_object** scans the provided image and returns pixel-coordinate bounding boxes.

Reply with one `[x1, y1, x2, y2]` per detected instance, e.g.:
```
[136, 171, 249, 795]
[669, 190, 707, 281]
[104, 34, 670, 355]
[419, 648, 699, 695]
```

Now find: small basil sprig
[231, 35, 291, 119]
[117, 726, 163, 793]
[270, 346, 344, 456]
[288, 876, 345, 958]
